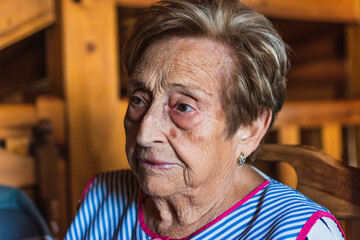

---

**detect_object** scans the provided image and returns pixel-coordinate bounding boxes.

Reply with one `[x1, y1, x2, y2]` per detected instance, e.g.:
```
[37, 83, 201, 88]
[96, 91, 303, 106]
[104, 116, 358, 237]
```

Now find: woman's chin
[137, 170, 184, 197]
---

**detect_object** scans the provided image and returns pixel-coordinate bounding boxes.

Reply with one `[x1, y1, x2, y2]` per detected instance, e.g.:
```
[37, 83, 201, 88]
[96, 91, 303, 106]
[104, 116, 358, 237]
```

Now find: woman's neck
[142, 164, 265, 238]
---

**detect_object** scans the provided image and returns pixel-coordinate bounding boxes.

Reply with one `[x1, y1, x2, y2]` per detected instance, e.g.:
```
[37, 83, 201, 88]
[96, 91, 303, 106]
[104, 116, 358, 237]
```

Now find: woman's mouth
[139, 158, 176, 170]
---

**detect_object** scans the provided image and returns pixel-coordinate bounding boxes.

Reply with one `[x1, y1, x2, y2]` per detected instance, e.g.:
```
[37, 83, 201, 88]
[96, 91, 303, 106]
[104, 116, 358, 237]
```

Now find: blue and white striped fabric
[65, 170, 343, 240]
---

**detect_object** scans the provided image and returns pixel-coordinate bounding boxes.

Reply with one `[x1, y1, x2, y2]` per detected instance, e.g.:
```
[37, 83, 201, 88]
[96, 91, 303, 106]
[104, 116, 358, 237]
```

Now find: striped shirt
[66, 170, 344, 240]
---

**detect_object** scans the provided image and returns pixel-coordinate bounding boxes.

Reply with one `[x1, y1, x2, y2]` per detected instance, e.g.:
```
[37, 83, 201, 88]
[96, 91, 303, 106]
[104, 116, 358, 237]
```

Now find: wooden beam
[0, 104, 36, 127]
[322, 123, 343, 159]
[46, 0, 64, 97]
[290, 59, 345, 84]
[0, 0, 55, 50]
[117, 98, 129, 169]
[347, 25, 360, 98]
[0, 128, 32, 139]
[35, 95, 67, 238]
[278, 125, 300, 145]
[36, 95, 65, 145]
[277, 125, 300, 189]
[61, 0, 129, 214]
[244, 0, 360, 23]
[274, 100, 360, 129]
[346, 24, 360, 239]
[115, 0, 360, 23]
[346, 23, 360, 172]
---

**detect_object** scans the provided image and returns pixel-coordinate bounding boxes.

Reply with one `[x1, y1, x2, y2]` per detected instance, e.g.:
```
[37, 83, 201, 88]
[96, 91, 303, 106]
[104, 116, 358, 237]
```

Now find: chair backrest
[0, 95, 66, 238]
[265, 99, 360, 188]
[273, 100, 360, 160]
[255, 144, 360, 220]
[0, 103, 41, 188]
[266, 100, 360, 239]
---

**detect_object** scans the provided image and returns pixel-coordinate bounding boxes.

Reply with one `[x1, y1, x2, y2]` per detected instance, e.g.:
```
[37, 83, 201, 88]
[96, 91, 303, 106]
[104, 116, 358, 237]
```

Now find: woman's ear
[237, 109, 272, 153]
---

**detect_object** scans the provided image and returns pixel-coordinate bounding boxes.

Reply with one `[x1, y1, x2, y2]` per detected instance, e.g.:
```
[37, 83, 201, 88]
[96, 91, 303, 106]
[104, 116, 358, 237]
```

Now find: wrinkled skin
[124, 37, 270, 238]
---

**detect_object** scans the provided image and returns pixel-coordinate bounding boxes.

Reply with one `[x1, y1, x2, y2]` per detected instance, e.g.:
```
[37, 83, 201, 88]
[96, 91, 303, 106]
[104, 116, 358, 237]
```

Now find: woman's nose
[136, 105, 166, 147]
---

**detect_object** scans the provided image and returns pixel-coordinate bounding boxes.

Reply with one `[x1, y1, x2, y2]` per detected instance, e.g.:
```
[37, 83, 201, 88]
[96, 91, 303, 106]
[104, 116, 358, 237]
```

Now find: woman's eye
[176, 103, 193, 112]
[131, 96, 144, 105]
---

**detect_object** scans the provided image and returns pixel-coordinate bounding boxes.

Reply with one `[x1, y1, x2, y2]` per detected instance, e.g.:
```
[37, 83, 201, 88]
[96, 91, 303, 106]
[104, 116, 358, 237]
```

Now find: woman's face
[125, 37, 241, 197]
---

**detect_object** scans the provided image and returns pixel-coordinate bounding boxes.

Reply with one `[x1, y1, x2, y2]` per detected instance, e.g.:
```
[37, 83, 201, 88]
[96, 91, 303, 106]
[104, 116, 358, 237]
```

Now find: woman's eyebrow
[128, 78, 148, 90]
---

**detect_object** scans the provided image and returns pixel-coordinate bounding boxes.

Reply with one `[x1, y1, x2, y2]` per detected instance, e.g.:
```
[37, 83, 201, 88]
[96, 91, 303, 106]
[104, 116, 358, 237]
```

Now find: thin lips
[139, 158, 175, 165]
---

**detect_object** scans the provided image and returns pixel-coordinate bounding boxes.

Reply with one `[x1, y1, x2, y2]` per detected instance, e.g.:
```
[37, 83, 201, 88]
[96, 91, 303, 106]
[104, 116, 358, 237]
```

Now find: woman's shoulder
[226, 178, 343, 239]
[260, 179, 344, 238]
[91, 169, 137, 188]
[192, 177, 340, 239]
[78, 169, 139, 209]
[305, 217, 345, 240]
[264, 178, 329, 212]
[66, 169, 141, 239]
[251, 166, 329, 212]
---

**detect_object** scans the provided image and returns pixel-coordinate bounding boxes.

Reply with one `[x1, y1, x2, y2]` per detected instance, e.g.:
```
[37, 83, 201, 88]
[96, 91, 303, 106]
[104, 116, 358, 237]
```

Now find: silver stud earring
[237, 152, 246, 165]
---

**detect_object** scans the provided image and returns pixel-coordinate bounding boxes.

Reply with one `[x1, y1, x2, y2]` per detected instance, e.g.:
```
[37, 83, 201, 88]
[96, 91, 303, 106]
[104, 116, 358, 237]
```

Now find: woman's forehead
[130, 37, 233, 93]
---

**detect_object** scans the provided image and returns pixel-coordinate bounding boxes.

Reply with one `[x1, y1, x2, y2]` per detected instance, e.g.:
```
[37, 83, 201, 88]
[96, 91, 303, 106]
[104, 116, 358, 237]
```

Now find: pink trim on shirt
[138, 191, 166, 239]
[78, 175, 98, 208]
[296, 211, 346, 240]
[138, 179, 270, 240]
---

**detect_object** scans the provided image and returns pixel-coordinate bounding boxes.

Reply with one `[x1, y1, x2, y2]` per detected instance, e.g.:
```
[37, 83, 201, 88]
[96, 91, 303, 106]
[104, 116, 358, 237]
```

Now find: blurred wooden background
[1, 0, 360, 238]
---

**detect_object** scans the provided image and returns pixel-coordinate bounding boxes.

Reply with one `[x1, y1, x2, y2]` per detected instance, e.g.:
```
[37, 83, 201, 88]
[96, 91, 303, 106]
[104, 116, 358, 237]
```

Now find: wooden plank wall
[0, 0, 55, 50]
[345, 24, 360, 239]
[116, 0, 360, 22]
[244, 0, 360, 22]
[60, 0, 129, 216]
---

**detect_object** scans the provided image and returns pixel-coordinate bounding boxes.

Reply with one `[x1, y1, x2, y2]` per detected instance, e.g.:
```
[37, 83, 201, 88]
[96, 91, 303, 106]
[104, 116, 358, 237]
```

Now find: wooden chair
[260, 100, 360, 239]
[255, 144, 360, 220]
[273, 100, 360, 163]
[0, 95, 67, 238]
[260, 100, 360, 187]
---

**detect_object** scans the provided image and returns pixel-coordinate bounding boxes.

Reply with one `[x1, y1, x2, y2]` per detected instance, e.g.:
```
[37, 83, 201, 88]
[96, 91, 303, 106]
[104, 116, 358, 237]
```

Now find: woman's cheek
[126, 105, 147, 122]
[169, 110, 203, 130]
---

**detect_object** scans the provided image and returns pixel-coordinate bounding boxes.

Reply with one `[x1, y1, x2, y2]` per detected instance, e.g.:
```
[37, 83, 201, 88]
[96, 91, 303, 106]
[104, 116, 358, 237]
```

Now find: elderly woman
[66, 0, 344, 239]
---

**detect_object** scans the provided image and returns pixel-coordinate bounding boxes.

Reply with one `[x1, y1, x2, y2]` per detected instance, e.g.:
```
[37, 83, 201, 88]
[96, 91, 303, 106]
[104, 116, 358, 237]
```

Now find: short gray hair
[124, 0, 289, 137]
